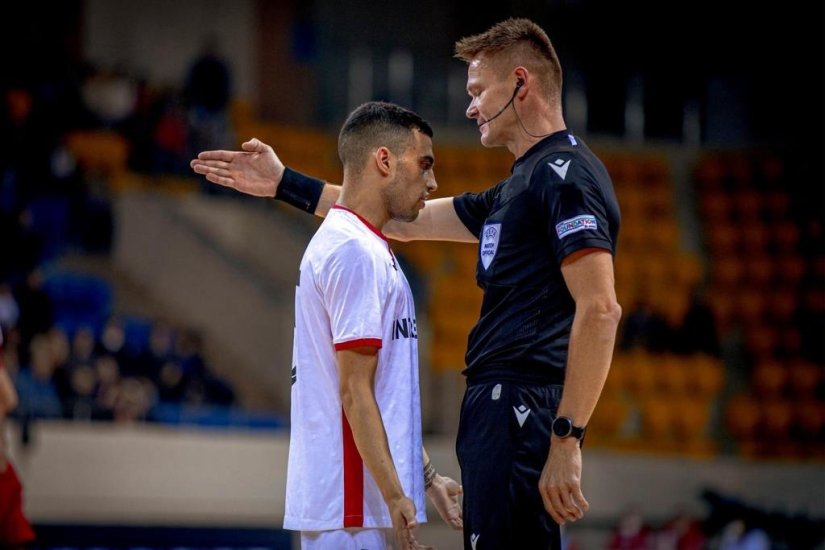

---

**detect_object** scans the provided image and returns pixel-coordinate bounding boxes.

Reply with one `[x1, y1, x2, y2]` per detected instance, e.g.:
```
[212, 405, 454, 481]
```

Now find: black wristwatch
[552, 416, 586, 441]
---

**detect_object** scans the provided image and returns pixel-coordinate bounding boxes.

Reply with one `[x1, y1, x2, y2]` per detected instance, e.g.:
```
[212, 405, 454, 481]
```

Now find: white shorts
[300, 527, 395, 550]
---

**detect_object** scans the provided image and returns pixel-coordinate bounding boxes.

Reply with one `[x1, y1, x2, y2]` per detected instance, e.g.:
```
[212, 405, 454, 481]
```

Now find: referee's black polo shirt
[452, 129, 620, 383]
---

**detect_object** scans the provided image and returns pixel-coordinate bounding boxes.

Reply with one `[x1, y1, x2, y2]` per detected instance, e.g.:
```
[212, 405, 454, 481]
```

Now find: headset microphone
[478, 81, 522, 128]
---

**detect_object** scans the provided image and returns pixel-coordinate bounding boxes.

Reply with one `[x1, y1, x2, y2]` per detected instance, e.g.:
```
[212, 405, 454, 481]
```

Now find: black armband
[275, 167, 325, 214]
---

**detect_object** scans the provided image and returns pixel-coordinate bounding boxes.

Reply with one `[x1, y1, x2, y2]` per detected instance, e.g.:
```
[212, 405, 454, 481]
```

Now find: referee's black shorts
[456, 378, 563, 550]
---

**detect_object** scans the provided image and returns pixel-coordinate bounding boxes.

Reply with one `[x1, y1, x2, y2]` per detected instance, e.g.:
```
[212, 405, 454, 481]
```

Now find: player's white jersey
[284, 205, 425, 531]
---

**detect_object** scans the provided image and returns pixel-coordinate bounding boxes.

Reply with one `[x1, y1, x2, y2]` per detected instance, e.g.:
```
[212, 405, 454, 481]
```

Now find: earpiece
[516, 79, 524, 89]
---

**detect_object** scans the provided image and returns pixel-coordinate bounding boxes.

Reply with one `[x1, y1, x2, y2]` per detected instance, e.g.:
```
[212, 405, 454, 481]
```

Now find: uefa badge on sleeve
[480, 223, 501, 270]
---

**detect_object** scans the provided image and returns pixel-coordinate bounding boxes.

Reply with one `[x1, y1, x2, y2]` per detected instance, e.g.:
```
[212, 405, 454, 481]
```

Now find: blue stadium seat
[44, 271, 113, 337]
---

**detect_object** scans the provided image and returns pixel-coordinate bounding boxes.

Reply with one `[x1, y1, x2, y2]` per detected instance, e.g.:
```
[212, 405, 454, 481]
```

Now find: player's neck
[338, 184, 389, 231]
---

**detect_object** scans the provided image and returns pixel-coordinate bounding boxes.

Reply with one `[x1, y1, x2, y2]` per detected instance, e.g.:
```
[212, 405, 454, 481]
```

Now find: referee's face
[386, 130, 437, 223]
[466, 55, 513, 147]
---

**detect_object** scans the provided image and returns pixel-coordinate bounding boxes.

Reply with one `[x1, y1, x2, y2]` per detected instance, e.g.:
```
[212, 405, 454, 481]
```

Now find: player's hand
[538, 437, 589, 525]
[426, 474, 463, 530]
[388, 496, 434, 550]
[190, 137, 284, 197]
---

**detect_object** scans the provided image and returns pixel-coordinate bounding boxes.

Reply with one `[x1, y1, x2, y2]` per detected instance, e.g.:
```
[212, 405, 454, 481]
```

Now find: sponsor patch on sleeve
[555, 214, 597, 239]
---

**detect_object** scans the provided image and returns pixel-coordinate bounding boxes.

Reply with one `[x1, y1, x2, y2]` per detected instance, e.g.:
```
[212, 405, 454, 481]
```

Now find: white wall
[11, 421, 824, 527]
[83, 0, 256, 102]
[11, 421, 286, 526]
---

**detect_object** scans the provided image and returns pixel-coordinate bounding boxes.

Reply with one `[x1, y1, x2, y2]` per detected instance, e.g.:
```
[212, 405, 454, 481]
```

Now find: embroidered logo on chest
[480, 223, 501, 270]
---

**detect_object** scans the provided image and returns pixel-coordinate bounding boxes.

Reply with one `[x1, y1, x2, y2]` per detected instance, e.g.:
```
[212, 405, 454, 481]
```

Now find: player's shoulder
[313, 225, 373, 259]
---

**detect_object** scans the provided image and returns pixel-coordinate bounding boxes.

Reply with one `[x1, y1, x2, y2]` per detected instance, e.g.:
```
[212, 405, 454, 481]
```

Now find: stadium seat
[65, 130, 130, 178]
[743, 255, 774, 287]
[672, 396, 712, 441]
[705, 223, 740, 255]
[711, 257, 745, 288]
[44, 271, 113, 337]
[588, 394, 629, 440]
[751, 359, 786, 398]
[765, 290, 796, 324]
[687, 354, 726, 397]
[786, 360, 822, 398]
[771, 220, 801, 252]
[725, 393, 761, 441]
[732, 189, 762, 221]
[763, 190, 791, 220]
[639, 395, 675, 441]
[655, 354, 689, 395]
[699, 189, 732, 222]
[776, 254, 806, 285]
[762, 398, 794, 440]
[793, 400, 825, 442]
[693, 156, 725, 190]
[740, 222, 769, 255]
[735, 287, 767, 327]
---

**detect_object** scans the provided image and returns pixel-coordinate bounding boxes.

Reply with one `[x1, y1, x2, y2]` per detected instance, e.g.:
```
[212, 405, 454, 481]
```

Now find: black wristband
[423, 460, 437, 490]
[275, 167, 325, 214]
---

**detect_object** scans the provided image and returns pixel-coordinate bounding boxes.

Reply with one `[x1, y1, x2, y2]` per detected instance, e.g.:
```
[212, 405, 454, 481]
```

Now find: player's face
[387, 130, 437, 223]
[465, 55, 513, 147]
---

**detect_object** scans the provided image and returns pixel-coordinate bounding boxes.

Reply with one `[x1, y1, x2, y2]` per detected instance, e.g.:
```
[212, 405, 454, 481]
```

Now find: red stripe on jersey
[331, 204, 389, 243]
[342, 409, 364, 527]
[334, 338, 382, 351]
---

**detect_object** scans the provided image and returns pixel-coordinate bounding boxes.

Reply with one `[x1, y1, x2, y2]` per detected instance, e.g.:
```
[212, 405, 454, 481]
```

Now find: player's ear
[373, 146, 393, 176]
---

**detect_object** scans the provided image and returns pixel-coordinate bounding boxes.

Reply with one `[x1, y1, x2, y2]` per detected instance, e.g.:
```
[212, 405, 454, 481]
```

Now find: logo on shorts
[491, 384, 502, 401]
[480, 223, 501, 270]
[555, 214, 597, 239]
[471, 533, 480, 550]
[514, 405, 531, 427]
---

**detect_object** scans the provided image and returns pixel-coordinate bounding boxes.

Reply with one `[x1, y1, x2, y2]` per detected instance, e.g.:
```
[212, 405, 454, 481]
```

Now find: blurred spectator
[716, 519, 770, 550]
[607, 507, 653, 550]
[65, 363, 97, 421]
[157, 359, 187, 404]
[183, 36, 235, 182]
[112, 378, 156, 424]
[13, 270, 54, 359]
[654, 508, 706, 550]
[620, 297, 673, 352]
[0, 330, 20, 377]
[92, 354, 120, 420]
[151, 91, 190, 174]
[1, 208, 44, 285]
[0, 84, 59, 203]
[176, 329, 233, 406]
[676, 289, 720, 356]
[798, 287, 825, 365]
[0, 284, 19, 331]
[69, 325, 97, 369]
[80, 65, 138, 129]
[15, 335, 62, 419]
[137, 321, 175, 380]
[96, 316, 136, 376]
[46, 327, 73, 411]
[0, 327, 36, 547]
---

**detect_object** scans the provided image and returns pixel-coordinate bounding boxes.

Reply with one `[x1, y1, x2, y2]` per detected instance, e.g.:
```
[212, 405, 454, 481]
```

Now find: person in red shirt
[0, 328, 36, 548]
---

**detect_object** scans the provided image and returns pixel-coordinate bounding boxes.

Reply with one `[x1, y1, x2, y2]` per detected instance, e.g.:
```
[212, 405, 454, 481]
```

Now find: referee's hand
[539, 437, 590, 525]
[426, 474, 463, 530]
[190, 137, 285, 197]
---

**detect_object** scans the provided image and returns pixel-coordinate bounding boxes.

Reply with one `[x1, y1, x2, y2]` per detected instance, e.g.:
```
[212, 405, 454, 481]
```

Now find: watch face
[553, 416, 573, 437]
